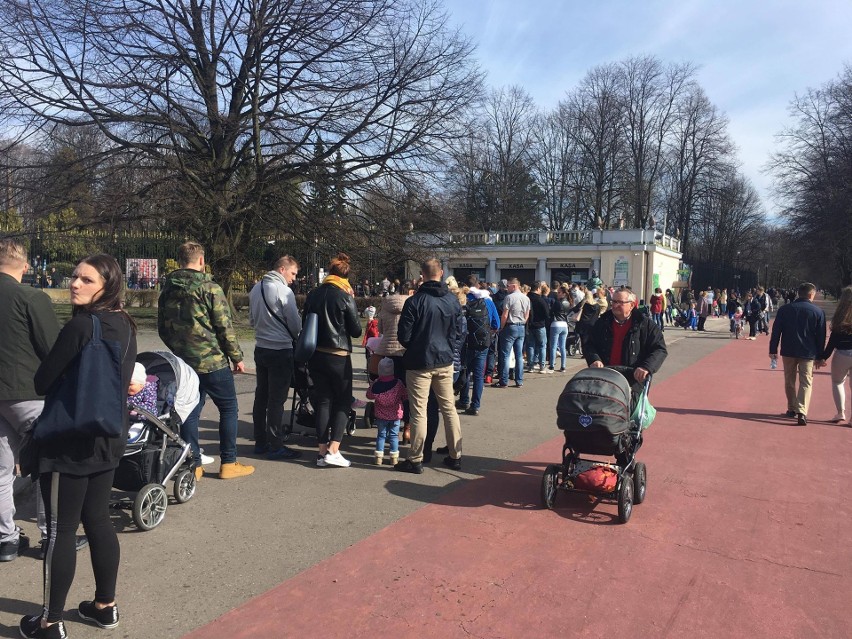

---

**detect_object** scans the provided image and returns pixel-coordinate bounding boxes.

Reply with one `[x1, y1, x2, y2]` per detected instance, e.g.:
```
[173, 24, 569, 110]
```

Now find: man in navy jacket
[769, 282, 826, 425]
[395, 259, 464, 473]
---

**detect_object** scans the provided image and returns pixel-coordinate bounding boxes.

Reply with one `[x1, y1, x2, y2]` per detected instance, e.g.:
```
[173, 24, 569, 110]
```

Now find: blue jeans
[375, 419, 400, 453]
[525, 326, 546, 369]
[459, 348, 488, 410]
[499, 324, 526, 386]
[181, 366, 239, 465]
[652, 312, 664, 331]
[549, 324, 568, 370]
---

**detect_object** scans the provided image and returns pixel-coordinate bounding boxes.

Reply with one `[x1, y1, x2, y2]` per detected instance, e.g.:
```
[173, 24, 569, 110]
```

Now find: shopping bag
[630, 388, 656, 430]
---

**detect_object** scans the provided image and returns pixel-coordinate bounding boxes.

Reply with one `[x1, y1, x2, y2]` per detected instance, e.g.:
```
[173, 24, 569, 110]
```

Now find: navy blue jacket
[397, 280, 463, 370]
[769, 298, 826, 359]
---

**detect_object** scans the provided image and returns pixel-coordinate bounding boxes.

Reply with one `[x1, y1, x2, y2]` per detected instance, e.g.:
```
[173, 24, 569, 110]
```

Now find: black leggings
[40, 469, 119, 622]
[308, 352, 353, 444]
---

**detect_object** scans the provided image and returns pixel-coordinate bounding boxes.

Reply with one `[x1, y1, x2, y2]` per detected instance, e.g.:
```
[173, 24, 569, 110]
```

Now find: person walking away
[494, 278, 530, 388]
[769, 282, 826, 425]
[367, 358, 407, 465]
[696, 291, 710, 331]
[248, 255, 302, 461]
[0, 239, 59, 563]
[756, 286, 773, 335]
[743, 292, 761, 340]
[303, 253, 362, 467]
[526, 281, 550, 373]
[394, 259, 463, 473]
[20, 254, 136, 639]
[486, 279, 508, 381]
[158, 241, 254, 480]
[568, 287, 601, 352]
[650, 288, 665, 332]
[817, 286, 852, 425]
[457, 284, 497, 414]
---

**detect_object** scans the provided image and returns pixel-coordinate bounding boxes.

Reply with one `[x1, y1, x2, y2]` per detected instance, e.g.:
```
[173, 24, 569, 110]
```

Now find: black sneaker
[454, 400, 468, 410]
[266, 446, 302, 460]
[394, 459, 423, 474]
[78, 601, 120, 629]
[0, 533, 28, 562]
[464, 407, 479, 416]
[435, 446, 450, 455]
[40, 535, 88, 560]
[797, 413, 808, 426]
[19, 616, 67, 639]
[785, 410, 796, 418]
[442, 456, 462, 471]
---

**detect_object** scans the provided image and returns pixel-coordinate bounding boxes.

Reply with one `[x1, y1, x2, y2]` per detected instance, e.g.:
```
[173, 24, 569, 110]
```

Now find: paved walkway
[183, 319, 851, 639]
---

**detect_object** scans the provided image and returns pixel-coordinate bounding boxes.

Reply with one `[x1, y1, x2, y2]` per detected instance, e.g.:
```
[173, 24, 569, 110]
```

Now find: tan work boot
[219, 461, 255, 479]
[194, 466, 204, 481]
[374, 452, 384, 466]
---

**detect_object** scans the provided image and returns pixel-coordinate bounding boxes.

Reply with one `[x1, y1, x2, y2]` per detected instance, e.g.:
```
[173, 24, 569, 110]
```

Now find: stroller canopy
[136, 351, 200, 423]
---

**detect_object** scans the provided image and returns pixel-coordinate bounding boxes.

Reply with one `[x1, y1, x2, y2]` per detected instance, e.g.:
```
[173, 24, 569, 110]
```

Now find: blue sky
[442, 0, 852, 217]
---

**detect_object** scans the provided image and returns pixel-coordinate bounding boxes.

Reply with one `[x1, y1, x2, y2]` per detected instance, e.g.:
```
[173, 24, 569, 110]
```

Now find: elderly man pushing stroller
[584, 286, 668, 402]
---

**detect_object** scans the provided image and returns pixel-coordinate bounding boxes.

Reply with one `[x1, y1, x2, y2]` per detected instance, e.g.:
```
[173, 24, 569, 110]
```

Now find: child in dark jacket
[366, 357, 408, 466]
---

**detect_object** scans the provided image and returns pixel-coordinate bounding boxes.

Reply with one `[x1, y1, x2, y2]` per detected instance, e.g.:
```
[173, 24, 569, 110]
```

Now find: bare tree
[0, 0, 482, 289]
[617, 55, 696, 228]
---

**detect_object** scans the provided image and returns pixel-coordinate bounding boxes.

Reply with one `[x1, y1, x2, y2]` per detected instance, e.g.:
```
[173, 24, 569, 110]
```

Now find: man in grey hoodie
[249, 255, 303, 460]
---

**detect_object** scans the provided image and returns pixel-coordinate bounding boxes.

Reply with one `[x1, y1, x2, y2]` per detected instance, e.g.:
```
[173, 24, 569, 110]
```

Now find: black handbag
[34, 314, 125, 442]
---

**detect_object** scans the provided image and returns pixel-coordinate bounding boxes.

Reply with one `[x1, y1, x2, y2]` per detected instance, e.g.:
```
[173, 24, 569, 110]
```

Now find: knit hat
[378, 357, 395, 377]
[131, 362, 147, 385]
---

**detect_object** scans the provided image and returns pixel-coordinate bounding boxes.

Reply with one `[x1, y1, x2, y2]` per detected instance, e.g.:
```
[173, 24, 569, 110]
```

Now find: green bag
[630, 388, 656, 430]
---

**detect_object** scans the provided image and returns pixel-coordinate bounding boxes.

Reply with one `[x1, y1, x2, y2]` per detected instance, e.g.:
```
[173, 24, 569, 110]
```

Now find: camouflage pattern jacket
[158, 269, 243, 374]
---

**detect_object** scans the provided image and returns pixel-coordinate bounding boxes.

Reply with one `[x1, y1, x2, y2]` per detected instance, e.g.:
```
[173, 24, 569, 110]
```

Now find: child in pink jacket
[366, 357, 408, 465]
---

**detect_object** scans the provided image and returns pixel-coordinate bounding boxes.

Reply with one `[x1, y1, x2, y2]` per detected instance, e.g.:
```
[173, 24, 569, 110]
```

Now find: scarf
[324, 274, 354, 296]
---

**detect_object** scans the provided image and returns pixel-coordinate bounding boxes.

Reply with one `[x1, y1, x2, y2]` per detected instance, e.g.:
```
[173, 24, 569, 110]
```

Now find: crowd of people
[2, 232, 850, 637]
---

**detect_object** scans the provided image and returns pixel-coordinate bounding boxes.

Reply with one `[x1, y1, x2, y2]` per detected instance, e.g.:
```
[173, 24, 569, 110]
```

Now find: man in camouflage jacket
[158, 242, 254, 480]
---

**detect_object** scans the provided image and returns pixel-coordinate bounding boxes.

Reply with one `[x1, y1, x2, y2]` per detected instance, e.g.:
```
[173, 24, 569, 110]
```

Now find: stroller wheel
[363, 402, 375, 429]
[541, 465, 559, 510]
[133, 483, 168, 531]
[568, 342, 578, 357]
[633, 462, 647, 505]
[345, 409, 357, 436]
[617, 473, 634, 524]
[173, 469, 197, 504]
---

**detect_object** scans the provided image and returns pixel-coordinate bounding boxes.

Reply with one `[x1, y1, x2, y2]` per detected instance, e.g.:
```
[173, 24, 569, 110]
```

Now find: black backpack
[465, 298, 491, 350]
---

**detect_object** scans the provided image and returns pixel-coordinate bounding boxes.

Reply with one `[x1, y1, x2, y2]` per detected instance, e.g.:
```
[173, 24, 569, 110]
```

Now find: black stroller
[541, 366, 651, 523]
[112, 352, 198, 531]
[287, 362, 358, 437]
[566, 319, 583, 357]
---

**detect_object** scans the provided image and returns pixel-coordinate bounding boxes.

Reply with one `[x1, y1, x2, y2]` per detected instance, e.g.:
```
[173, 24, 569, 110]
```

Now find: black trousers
[40, 469, 119, 622]
[308, 351, 353, 444]
[252, 347, 294, 449]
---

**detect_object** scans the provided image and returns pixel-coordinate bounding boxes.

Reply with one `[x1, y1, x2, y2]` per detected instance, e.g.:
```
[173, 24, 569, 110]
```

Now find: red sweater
[609, 318, 632, 366]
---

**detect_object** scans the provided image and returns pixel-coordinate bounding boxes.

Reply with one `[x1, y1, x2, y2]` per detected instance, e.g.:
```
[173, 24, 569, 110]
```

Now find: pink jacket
[366, 376, 408, 421]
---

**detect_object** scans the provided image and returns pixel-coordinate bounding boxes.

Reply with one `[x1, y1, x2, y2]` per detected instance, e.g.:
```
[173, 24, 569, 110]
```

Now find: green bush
[231, 292, 250, 311]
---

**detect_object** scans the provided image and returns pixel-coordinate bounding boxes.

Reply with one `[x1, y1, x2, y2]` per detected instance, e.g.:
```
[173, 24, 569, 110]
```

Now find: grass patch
[52, 305, 257, 340]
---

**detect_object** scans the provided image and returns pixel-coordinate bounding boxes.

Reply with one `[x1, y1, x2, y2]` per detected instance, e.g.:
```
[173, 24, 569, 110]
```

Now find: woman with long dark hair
[819, 286, 852, 425]
[20, 254, 137, 639]
[303, 253, 362, 468]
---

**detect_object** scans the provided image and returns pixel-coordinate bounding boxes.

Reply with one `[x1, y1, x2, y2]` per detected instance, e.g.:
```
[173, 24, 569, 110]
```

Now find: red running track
[185, 336, 852, 639]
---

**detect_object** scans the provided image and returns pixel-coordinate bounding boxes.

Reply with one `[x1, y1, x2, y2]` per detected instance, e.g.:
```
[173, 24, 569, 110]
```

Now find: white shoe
[200, 454, 215, 465]
[545, 368, 554, 374]
[830, 414, 845, 423]
[324, 451, 351, 468]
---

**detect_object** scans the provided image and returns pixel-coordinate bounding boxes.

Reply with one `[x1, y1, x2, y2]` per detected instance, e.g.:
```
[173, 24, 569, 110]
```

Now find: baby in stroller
[113, 352, 200, 531]
[541, 366, 653, 524]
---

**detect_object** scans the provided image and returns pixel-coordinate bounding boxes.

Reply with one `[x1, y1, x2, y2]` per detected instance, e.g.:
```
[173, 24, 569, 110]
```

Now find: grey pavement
[3, 317, 735, 638]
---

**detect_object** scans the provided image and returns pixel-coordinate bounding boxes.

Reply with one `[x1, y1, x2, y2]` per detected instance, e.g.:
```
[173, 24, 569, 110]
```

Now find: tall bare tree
[0, 0, 482, 289]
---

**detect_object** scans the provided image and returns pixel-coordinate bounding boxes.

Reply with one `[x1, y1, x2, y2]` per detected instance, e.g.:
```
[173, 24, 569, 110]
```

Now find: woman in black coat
[20, 254, 137, 639]
[743, 292, 761, 340]
[302, 253, 362, 468]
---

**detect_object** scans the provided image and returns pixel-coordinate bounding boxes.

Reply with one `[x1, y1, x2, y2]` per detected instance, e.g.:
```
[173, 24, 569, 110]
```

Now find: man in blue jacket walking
[769, 282, 826, 425]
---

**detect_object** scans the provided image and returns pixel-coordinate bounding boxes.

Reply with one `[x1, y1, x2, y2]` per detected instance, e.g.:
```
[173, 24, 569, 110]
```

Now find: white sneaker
[316, 455, 328, 467]
[324, 451, 351, 468]
[545, 368, 554, 374]
[830, 413, 845, 423]
[200, 454, 215, 465]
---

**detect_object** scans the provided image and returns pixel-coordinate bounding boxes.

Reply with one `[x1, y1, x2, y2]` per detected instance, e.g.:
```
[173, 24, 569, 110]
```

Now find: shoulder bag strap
[260, 281, 298, 343]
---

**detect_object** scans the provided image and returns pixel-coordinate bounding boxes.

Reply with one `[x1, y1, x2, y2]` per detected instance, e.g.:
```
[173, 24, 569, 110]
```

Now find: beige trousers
[782, 357, 814, 416]
[406, 365, 462, 462]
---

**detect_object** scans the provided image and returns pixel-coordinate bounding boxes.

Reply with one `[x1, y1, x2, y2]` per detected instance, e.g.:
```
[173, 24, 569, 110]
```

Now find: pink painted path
[185, 336, 851, 639]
